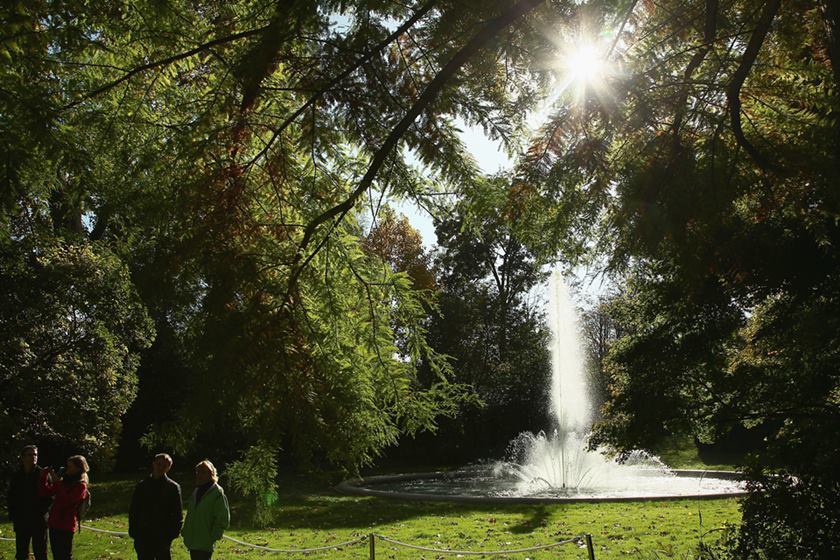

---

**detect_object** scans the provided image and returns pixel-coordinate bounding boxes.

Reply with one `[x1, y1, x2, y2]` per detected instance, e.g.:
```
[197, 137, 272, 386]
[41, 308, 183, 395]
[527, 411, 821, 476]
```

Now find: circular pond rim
[337, 469, 748, 504]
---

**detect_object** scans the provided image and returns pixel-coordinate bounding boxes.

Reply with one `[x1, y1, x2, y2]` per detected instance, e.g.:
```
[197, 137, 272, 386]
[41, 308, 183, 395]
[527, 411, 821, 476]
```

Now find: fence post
[585, 533, 595, 560]
[369, 533, 376, 560]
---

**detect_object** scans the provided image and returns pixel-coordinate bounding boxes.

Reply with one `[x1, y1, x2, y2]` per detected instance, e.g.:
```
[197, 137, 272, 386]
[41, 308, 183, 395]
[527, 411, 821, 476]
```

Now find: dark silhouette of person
[129, 453, 183, 560]
[6, 445, 51, 560]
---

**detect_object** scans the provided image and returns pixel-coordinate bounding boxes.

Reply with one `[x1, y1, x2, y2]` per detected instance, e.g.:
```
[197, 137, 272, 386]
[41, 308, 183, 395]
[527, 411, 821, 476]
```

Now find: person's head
[194, 459, 217, 485]
[20, 445, 38, 471]
[151, 453, 173, 479]
[65, 455, 90, 483]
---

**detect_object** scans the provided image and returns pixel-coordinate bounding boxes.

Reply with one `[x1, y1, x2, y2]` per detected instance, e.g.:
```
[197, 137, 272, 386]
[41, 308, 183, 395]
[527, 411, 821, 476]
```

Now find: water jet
[341, 270, 745, 502]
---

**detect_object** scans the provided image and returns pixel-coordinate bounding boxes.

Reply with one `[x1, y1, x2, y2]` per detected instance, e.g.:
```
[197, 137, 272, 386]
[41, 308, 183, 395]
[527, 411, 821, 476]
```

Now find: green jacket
[181, 483, 230, 551]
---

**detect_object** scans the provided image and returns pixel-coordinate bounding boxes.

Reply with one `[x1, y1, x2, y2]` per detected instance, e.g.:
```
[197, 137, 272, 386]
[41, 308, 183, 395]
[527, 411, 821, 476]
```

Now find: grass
[652, 437, 741, 472]
[0, 470, 742, 560]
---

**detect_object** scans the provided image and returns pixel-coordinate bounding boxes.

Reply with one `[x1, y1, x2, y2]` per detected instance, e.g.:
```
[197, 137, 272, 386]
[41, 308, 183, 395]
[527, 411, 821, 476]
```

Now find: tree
[580, 292, 628, 408]
[414, 177, 552, 462]
[519, 1, 840, 557]
[1, 0, 561, 489]
[361, 206, 435, 292]
[0, 235, 154, 470]
[7, 1, 835, 552]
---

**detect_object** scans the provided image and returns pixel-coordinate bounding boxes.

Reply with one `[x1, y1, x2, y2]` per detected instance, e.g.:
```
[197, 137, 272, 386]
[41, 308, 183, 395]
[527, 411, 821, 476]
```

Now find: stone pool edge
[336, 470, 748, 504]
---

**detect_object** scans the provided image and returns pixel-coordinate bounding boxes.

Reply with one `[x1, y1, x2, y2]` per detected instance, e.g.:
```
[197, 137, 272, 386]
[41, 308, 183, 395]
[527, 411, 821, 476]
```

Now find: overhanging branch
[248, 0, 438, 168]
[61, 27, 269, 110]
[280, 0, 545, 309]
[672, 0, 718, 141]
[725, 0, 780, 171]
[820, 0, 840, 91]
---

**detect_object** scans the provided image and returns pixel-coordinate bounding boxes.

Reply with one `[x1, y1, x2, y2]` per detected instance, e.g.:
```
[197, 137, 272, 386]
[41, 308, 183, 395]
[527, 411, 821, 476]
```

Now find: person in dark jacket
[39, 454, 89, 560]
[6, 445, 52, 560]
[128, 453, 183, 560]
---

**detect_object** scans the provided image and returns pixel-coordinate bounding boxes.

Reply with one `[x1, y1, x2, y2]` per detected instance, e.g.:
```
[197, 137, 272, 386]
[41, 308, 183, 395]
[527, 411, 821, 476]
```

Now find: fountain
[500, 271, 600, 493]
[339, 270, 745, 502]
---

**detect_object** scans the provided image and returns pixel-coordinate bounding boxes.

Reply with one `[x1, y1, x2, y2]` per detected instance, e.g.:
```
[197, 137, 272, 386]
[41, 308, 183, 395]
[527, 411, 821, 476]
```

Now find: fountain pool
[340, 271, 745, 502]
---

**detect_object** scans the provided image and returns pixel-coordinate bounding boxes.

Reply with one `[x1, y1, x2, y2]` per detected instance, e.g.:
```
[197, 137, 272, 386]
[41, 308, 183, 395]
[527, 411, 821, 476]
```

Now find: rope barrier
[4, 523, 591, 557]
[75, 523, 368, 553]
[223, 534, 368, 553]
[80, 524, 129, 536]
[376, 533, 583, 555]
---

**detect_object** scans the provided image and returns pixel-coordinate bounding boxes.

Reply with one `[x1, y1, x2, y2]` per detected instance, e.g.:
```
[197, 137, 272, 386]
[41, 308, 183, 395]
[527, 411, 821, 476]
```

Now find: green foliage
[733, 472, 840, 560]
[3, 1, 837, 556]
[590, 272, 744, 450]
[2, 0, 560, 476]
[580, 291, 629, 409]
[523, 1, 840, 558]
[411, 177, 552, 461]
[0, 235, 154, 469]
[226, 442, 280, 527]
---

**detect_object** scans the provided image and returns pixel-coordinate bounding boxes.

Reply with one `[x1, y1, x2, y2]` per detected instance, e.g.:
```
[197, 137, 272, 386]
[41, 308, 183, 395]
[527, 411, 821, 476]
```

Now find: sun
[551, 37, 614, 104]
[529, 31, 618, 123]
[563, 42, 608, 87]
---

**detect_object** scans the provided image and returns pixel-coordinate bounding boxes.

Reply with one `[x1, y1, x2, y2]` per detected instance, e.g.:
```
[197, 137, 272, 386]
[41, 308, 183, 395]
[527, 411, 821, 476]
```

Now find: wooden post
[369, 533, 376, 560]
[585, 533, 596, 560]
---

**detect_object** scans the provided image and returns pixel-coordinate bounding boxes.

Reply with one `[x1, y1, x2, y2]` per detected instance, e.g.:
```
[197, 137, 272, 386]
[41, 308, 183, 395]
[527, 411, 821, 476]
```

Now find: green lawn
[652, 437, 743, 472]
[1, 471, 741, 560]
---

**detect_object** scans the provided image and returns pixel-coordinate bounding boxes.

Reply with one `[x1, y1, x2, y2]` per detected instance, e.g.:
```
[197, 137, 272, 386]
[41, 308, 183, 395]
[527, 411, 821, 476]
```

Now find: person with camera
[181, 460, 229, 560]
[39, 455, 89, 560]
[6, 445, 52, 560]
[128, 453, 183, 560]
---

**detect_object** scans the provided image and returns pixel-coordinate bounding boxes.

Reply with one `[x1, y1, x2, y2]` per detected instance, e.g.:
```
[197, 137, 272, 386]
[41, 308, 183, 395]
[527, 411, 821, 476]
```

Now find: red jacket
[39, 470, 88, 532]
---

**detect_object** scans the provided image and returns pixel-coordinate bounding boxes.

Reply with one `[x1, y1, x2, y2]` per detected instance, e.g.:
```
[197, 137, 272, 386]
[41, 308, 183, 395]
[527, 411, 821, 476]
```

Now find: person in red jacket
[39, 455, 89, 560]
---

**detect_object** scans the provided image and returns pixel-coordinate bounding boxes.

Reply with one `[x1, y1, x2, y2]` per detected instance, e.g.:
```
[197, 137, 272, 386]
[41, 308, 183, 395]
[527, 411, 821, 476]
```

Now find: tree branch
[820, 0, 840, 91]
[819, 0, 840, 152]
[672, 0, 718, 141]
[607, 0, 639, 58]
[725, 0, 780, 171]
[489, 253, 503, 296]
[236, 0, 313, 115]
[248, 0, 438, 168]
[279, 0, 546, 310]
[61, 26, 269, 110]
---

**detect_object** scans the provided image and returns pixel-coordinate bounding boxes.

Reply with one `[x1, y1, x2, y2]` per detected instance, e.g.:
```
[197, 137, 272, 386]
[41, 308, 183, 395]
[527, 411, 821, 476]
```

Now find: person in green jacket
[181, 460, 229, 560]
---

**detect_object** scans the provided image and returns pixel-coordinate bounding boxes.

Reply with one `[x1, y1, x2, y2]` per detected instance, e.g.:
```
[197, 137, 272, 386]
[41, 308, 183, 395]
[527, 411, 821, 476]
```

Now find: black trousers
[134, 538, 174, 560]
[189, 550, 213, 560]
[14, 522, 48, 560]
[48, 528, 74, 560]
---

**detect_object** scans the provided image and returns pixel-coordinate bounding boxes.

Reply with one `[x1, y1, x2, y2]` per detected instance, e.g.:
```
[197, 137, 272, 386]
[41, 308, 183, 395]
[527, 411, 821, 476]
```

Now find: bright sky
[373, 32, 616, 304]
[389, 119, 610, 305]
[388, 121, 512, 250]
